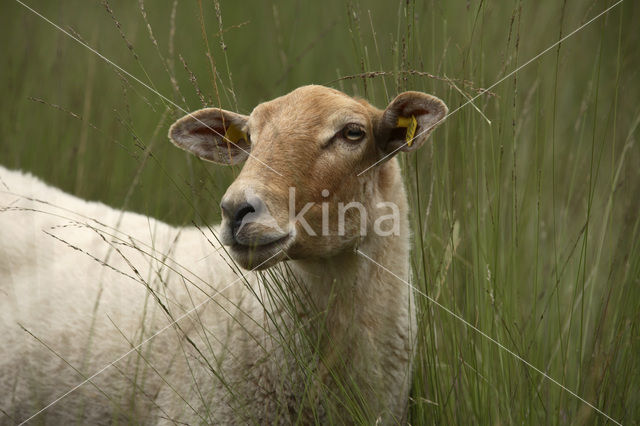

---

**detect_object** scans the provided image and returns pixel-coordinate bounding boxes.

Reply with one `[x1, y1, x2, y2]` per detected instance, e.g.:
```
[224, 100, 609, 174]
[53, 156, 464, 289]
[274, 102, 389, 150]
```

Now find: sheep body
[0, 167, 242, 424]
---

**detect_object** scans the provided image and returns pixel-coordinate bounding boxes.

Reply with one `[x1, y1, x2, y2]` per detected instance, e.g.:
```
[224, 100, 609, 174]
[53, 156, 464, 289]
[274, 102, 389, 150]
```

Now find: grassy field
[1, 0, 639, 424]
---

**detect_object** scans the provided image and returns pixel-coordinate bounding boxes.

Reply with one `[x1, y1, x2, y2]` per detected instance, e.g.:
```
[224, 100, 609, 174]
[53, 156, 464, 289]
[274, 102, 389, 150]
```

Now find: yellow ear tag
[223, 125, 246, 144]
[396, 115, 418, 147]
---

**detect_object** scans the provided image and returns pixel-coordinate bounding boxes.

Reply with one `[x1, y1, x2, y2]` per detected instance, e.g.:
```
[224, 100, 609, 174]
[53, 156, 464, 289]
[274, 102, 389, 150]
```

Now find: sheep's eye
[342, 124, 365, 142]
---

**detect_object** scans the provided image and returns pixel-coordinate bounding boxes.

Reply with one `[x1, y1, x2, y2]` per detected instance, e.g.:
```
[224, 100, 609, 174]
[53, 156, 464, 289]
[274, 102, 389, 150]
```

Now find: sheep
[0, 85, 447, 425]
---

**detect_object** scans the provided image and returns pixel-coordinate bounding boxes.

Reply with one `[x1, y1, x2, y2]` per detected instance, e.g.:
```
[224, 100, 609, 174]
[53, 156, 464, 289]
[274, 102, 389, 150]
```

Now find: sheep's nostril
[233, 203, 256, 233]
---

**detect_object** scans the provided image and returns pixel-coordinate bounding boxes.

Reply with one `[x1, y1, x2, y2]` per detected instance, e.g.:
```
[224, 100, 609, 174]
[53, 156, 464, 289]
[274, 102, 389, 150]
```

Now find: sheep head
[169, 85, 447, 269]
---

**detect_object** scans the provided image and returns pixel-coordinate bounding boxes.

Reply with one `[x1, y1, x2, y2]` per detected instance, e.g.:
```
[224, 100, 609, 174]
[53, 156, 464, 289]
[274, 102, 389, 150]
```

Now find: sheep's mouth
[232, 233, 290, 251]
[229, 234, 292, 269]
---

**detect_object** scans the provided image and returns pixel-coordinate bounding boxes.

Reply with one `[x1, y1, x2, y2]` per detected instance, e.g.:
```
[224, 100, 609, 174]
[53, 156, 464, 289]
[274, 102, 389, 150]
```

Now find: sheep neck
[264, 159, 413, 410]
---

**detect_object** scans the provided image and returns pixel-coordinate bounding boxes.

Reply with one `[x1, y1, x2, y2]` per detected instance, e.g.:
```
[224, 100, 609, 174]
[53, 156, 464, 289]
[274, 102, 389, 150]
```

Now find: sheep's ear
[168, 108, 250, 165]
[375, 92, 448, 156]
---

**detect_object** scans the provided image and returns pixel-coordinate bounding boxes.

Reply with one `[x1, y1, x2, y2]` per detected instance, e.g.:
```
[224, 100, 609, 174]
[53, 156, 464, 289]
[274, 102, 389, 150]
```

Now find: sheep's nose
[220, 199, 256, 234]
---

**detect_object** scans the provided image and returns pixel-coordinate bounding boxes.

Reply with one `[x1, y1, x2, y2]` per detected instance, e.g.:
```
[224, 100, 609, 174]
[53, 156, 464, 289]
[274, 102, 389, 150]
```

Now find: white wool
[0, 164, 415, 425]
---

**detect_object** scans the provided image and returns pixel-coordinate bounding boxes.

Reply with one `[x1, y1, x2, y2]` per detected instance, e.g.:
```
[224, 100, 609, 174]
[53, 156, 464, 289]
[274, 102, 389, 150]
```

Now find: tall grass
[1, 0, 638, 423]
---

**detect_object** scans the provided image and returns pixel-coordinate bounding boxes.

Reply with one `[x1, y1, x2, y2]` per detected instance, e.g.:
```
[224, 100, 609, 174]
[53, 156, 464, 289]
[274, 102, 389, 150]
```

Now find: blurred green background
[1, 0, 639, 423]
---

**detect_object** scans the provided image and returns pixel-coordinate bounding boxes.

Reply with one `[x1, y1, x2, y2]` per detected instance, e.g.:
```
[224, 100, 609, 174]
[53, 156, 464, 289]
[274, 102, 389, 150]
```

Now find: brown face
[169, 85, 447, 270]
